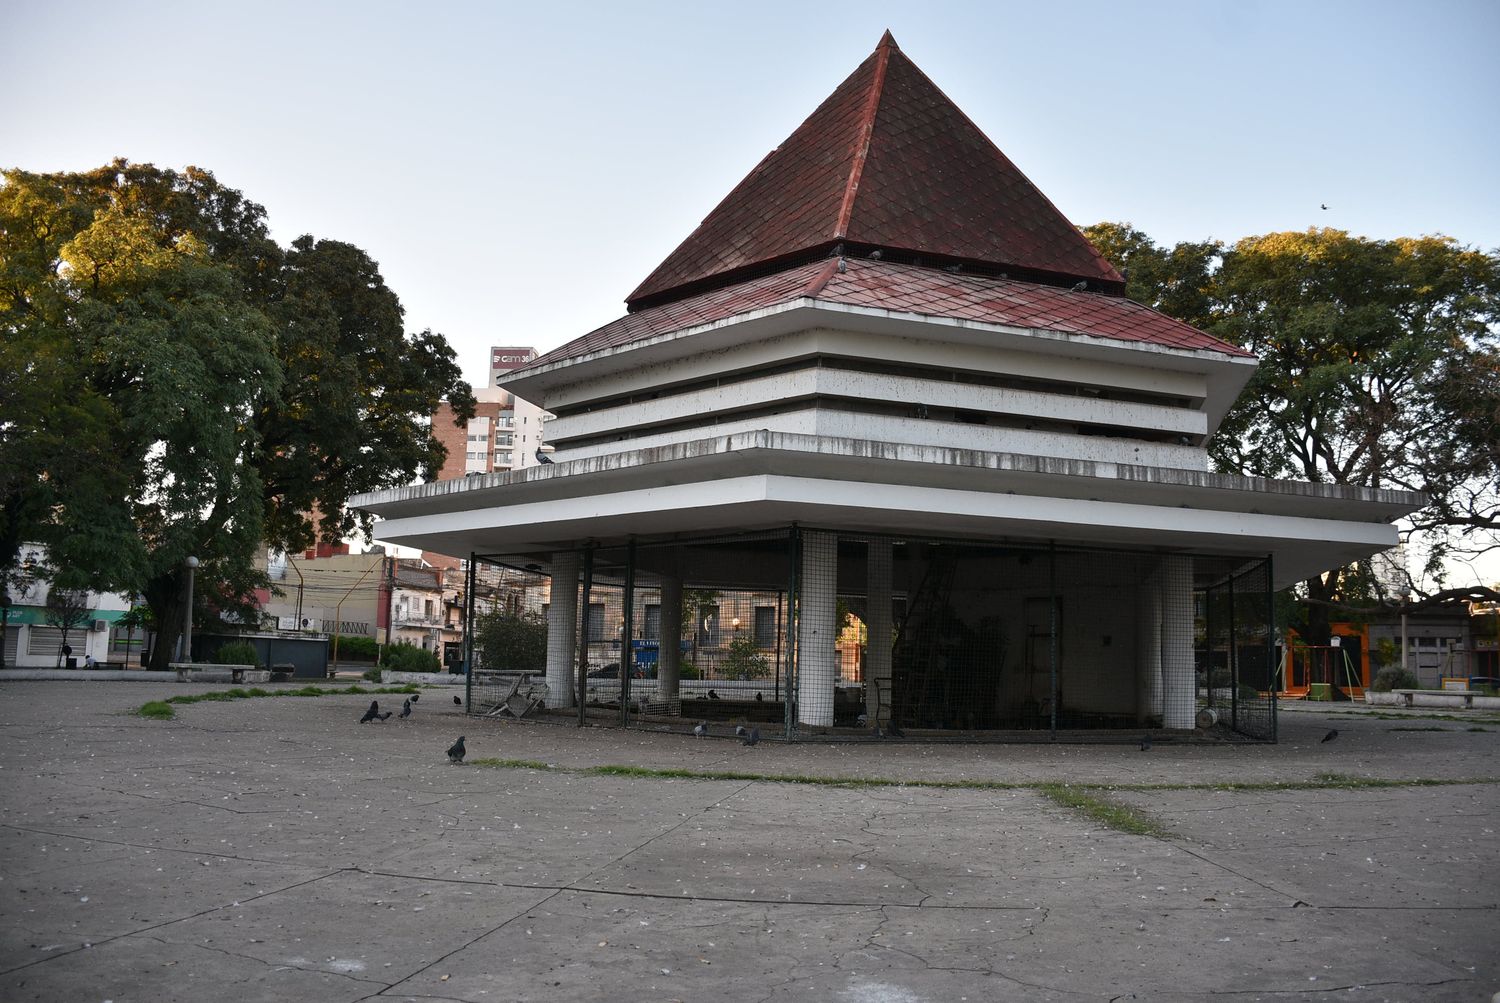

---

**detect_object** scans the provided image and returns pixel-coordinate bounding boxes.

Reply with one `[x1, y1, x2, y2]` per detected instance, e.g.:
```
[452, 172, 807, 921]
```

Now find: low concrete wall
[1367, 689, 1497, 710]
[379, 670, 465, 686]
[170, 663, 268, 684]
[0, 669, 177, 682]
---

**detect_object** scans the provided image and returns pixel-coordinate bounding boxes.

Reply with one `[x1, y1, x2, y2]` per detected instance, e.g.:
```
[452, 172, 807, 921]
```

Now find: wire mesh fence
[461, 530, 1276, 742]
[461, 559, 553, 715]
[1198, 556, 1277, 741]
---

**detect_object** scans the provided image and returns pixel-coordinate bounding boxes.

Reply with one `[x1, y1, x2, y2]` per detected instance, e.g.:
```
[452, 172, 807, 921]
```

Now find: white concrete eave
[499, 300, 1258, 435]
[352, 431, 1423, 590]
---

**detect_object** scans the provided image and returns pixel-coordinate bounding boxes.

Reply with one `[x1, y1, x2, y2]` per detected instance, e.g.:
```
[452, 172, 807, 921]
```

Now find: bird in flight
[693, 721, 709, 739]
[1321, 728, 1339, 743]
[359, 700, 380, 724]
[399, 699, 412, 720]
[1320, 203, 1329, 210]
[447, 736, 466, 763]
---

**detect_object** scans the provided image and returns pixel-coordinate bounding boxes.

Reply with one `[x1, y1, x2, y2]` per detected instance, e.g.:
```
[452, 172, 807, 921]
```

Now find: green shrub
[679, 661, 701, 680]
[720, 633, 770, 680]
[362, 667, 382, 682]
[1370, 666, 1420, 692]
[383, 642, 440, 673]
[214, 640, 260, 667]
[334, 634, 380, 660]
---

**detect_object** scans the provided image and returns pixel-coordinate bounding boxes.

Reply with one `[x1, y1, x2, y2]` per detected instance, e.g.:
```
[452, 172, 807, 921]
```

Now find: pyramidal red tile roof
[531, 258, 1251, 369]
[626, 31, 1123, 310]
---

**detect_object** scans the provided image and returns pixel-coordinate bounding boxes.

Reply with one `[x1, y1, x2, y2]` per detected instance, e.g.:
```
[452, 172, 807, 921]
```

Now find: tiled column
[1159, 555, 1195, 730]
[797, 530, 838, 728]
[1138, 570, 1163, 725]
[659, 576, 682, 701]
[865, 541, 893, 726]
[546, 552, 580, 708]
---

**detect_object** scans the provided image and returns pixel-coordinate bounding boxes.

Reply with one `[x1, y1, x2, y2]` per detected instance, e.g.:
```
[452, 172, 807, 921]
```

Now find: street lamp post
[180, 556, 199, 663]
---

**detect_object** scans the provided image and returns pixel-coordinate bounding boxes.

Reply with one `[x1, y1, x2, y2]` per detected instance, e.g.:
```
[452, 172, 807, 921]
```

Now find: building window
[424, 599, 433, 618]
[696, 604, 720, 649]
[754, 605, 777, 649]
[643, 604, 661, 641]
[496, 452, 513, 466]
[497, 434, 513, 446]
[588, 603, 606, 642]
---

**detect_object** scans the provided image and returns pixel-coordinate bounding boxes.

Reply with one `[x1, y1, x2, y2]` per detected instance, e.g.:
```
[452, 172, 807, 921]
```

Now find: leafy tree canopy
[1, 160, 475, 667]
[1083, 223, 1500, 637]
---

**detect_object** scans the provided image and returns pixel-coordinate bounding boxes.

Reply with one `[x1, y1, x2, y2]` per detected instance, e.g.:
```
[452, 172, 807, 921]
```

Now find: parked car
[1469, 676, 1500, 692]
[587, 662, 653, 679]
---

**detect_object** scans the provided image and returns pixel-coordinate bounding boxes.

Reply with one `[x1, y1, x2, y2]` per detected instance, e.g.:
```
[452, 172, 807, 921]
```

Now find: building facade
[354, 35, 1422, 739]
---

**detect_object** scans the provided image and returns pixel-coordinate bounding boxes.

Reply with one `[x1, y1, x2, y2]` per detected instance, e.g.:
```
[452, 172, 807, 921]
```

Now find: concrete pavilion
[354, 34, 1422, 741]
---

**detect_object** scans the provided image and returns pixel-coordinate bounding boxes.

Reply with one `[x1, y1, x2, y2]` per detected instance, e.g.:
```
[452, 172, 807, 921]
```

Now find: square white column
[546, 552, 580, 708]
[797, 530, 838, 728]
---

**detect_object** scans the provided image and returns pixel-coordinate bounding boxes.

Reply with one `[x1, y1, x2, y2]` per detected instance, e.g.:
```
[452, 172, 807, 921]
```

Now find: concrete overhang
[499, 300, 1258, 435]
[352, 431, 1423, 590]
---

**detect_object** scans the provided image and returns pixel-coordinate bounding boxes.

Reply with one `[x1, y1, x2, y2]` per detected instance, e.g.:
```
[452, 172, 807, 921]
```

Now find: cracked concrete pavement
[1, 680, 1496, 1002]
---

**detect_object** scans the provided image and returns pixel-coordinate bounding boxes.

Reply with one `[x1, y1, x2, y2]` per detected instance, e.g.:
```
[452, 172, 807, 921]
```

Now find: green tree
[719, 631, 770, 680]
[474, 609, 548, 673]
[0, 160, 476, 668]
[42, 586, 90, 666]
[1085, 223, 1500, 642]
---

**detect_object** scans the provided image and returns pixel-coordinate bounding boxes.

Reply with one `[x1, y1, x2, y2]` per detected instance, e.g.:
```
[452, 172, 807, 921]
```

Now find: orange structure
[1282, 624, 1371, 699]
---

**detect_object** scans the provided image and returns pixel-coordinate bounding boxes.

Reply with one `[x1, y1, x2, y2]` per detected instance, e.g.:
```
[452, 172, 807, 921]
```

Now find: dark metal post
[785, 526, 801, 738]
[620, 539, 636, 727]
[1227, 571, 1238, 731]
[464, 553, 476, 711]
[1048, 541, 1058, 736]
[576, 546, 594, 728]
[1266, 554, 1277, 743]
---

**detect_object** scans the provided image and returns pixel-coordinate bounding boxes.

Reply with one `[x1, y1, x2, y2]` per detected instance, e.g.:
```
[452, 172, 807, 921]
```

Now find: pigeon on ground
[735, 724, 748, 738]
[399, 699, 412, 720]
[742, 727, 760, 747]
[755, 692, 763, 702]
[1321, 728, 1339, 743]
[453, 694, 462, 706]
[447, 736, 466, 763]
[693, 721, 709, 739]
[1140, 735, 1152, 752]
[708, 689, 720, 700]
[376, 710, 392, 721]
[359, 700, 380, 724]
[1071, 280, 1088, 292]
[536, 447, 553, 464]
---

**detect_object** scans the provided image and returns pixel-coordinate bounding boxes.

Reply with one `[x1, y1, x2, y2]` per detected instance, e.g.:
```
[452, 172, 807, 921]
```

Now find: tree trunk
[145, 572, 185, 670]
[1301, 573, 1336, 647]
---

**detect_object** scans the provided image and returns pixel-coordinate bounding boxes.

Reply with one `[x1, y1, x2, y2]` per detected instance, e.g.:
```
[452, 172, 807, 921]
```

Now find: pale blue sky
[6, 0, 1498, 385]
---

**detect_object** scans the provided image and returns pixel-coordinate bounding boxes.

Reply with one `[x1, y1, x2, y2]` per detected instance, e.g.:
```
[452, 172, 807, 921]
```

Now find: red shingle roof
[532, 258, 1251, 368]
[626, 32, 1123, 310]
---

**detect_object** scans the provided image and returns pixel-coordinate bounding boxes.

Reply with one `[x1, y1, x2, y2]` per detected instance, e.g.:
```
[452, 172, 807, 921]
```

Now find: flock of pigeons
[358, 692, 469, 763]
[693, 720, 761, 746]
